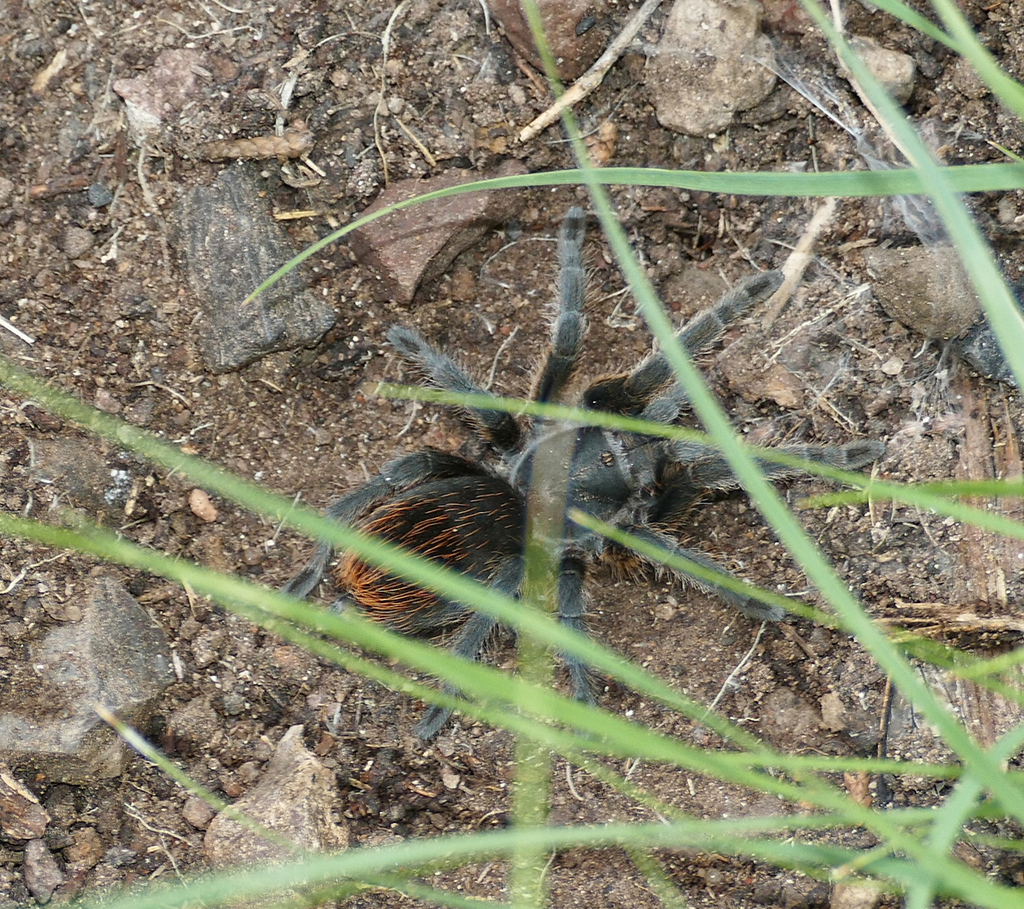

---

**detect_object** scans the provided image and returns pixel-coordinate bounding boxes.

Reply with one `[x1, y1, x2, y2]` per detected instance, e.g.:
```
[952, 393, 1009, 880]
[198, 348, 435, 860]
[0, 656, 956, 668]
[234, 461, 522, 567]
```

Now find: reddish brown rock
[112, 48, 205, 139]
[490, 0, 610, 81]
[348, 162, 526, 304]
[0, 764, 49, 840]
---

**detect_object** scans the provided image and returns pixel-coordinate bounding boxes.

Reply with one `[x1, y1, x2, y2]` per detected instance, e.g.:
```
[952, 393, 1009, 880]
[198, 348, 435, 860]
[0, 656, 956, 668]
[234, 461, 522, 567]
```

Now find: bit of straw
[0, 314, 34, 345]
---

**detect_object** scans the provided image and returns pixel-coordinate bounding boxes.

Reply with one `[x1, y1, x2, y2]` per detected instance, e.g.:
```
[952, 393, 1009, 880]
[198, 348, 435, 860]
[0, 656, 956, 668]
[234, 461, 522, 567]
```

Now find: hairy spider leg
[533, 206, 588, 404]
[414, 555, 524, 740]
[640, 270, 785, 424]
[553, 556, 600, 705]
[388, 325, 522, 452]
[650, 438, 886, 527]
[282, 450, 492, 600]
[668, 439, 886, 493]
[583, 270, 785, 418]
[613, 524, 785, 622]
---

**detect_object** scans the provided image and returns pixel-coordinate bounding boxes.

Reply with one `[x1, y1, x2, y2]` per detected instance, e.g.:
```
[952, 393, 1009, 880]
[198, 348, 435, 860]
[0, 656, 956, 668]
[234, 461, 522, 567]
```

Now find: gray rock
[87, 183, 113, 207]
[0, 578, 173, 783]
[864, 245, 981, 339]
[204, 725, 347, 868]
[27, 439, 133, 525]
[348, 161, 526, 305]
[648, 0, 776, 136]
[171, 166, 336, 372]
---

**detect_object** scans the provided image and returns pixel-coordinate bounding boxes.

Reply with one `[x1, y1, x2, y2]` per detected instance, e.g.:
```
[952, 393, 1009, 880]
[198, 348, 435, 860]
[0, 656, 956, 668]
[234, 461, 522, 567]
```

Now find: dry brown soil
[3, 1, 1024, 907]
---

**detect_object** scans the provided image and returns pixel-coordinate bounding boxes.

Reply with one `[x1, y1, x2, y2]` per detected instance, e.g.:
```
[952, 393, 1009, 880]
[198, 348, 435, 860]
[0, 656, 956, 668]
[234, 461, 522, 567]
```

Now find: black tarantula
[284, 207, 884, 739]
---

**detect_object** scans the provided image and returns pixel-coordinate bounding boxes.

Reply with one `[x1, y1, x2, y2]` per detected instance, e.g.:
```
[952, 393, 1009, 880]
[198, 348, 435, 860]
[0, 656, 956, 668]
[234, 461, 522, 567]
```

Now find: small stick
[394, 116, 438, 167]
[0, 314, 34, 344]
[704, 620, 767, 717]
[373, 0, 412, 185]
[763, 196, 838, 328]
[518, 0, 662, 144]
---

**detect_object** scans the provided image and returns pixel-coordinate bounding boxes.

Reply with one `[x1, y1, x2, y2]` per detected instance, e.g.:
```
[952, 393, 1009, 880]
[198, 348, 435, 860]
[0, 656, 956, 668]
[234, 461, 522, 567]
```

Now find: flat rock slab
[348, 162, 526, 304]
[0, 578, 173, 783]
[171, 166, 336, 372]
[489, 0, 611, 81]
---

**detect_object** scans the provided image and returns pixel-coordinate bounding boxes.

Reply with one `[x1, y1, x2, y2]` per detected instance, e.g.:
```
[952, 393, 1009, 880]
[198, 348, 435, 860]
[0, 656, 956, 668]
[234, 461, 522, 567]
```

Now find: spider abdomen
[336, 475, 524, 634]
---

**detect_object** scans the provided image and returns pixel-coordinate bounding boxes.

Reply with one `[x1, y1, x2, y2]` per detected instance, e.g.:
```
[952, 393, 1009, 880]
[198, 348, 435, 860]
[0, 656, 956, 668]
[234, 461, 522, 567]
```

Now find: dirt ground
[4, 0, 1024, 906]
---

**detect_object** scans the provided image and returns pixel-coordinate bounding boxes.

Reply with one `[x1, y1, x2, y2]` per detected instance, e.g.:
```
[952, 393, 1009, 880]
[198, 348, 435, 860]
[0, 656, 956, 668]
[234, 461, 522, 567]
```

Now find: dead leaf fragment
[32, 48, 68, 95]
[843, 771, 872, 808]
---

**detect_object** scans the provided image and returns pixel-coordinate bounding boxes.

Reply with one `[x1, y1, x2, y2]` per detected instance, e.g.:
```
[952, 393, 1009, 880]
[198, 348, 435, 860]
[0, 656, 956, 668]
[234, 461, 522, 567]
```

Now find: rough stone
[863, 245, 981, 339]
[182, 795, 215, 830]
[0, 764, 49, 840]
[23, 839, 64, 904]
[171, 165, 336, 372]
[951, 56, 990, 100]
[58, 226, 94, 259]
[0, 578, 173, 783]
[112, 48, 205, 140]
[489, 0, 610, 81]
[760, 688, 823, 744]
[831, 882, 883, 909]
[204, 724, 347, 868]
[648, 0, 776, 136]
[849, 34, 917, 104]
[26, 440, 131, 524]
[348, 161, 526, 305]
[64, 826, 104, 871]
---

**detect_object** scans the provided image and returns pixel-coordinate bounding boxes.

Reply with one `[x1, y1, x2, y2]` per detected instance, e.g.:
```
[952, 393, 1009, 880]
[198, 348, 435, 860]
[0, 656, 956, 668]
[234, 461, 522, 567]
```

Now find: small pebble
[93, 388, 121, 414]
[189, 488, 219, 522]
[87, 183, 113, 207]
[182, 795, 215, 830]
[880, 356, 904, 376]
[849, 35, 917, 104]
[59, 226, 94, 258]
[24, 839, 64, 903]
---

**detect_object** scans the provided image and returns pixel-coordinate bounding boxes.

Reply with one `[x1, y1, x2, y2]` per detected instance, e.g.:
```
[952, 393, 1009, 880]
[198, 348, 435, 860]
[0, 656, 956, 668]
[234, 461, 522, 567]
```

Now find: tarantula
[284, 207, 884, 739]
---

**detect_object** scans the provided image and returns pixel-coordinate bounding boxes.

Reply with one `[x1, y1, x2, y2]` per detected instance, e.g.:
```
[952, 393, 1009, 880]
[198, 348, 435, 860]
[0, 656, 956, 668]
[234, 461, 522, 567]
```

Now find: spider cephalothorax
[284, 207, 884, 739]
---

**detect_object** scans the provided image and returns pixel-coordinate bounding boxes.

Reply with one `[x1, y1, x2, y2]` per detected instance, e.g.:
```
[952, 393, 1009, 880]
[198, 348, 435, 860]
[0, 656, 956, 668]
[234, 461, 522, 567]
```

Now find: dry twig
[518, 0, 662, 144]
